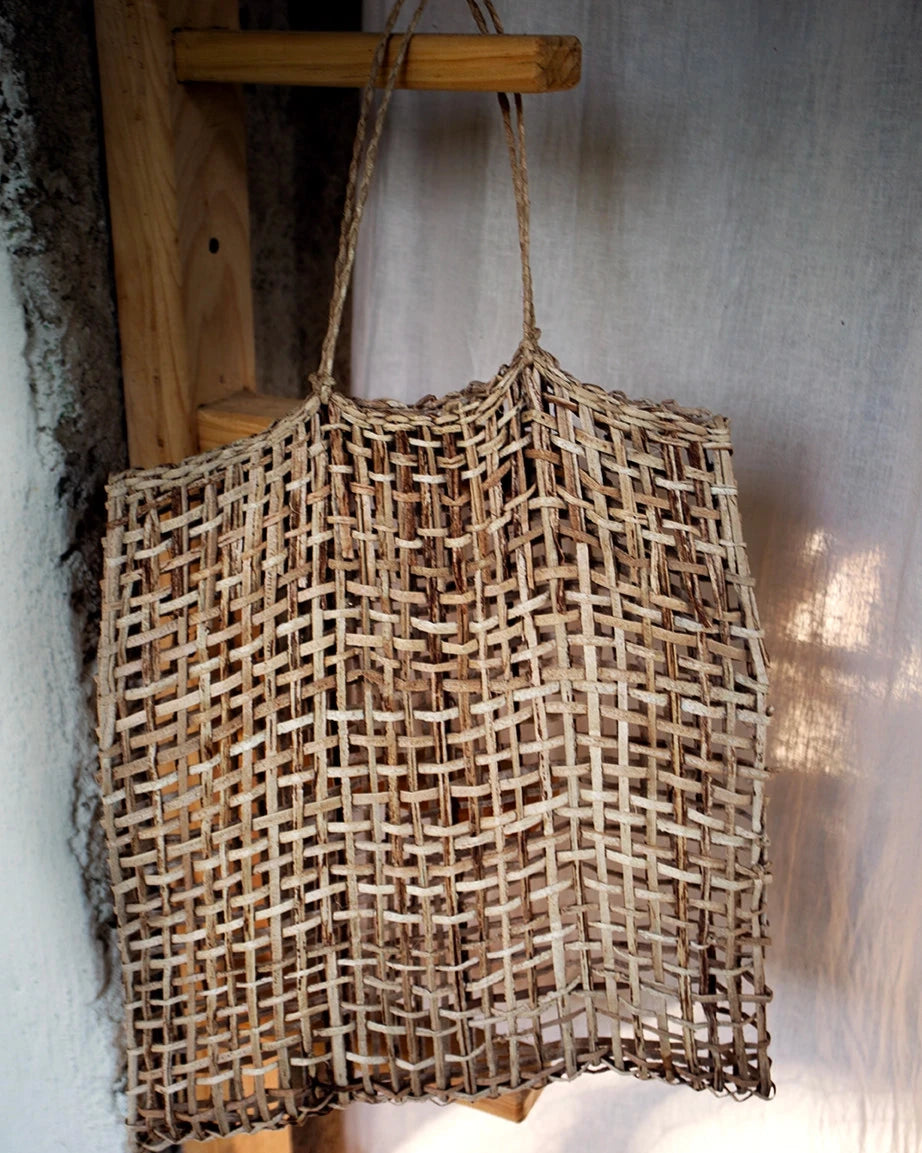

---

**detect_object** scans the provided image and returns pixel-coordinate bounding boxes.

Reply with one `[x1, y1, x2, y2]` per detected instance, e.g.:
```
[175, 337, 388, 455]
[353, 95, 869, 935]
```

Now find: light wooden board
[174, 31, 581, 92]
[459, 1088, 544, 1123]
[170, 0, 256, 407]
[95, 0, 255, 468]
[95, 0, 197, 466]
[97, 2, 270, 1149]
[185, 1129, 293, 1153]
[197, 389, 298, 450]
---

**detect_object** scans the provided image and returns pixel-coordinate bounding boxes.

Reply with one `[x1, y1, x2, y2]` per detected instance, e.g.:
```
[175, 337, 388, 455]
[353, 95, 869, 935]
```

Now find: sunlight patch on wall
[770, 531, 887, 776]
[770, 660, 861, 776]
[786, 531, 884, 653]
[892, 641, 922, 703]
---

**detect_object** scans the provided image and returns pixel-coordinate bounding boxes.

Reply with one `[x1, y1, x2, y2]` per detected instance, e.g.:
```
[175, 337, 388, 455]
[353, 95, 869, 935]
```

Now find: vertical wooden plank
[463, 1088, 544, 1122]
[169, 8, 280, 1153]
[170, 0, 256, 406]
[97, 1, 269, 1146]
[95, 0, 255, 469]
[95, 0, 196, 466]
[184, 1109, 346, 1153]
[290, 1111, 346, 1153]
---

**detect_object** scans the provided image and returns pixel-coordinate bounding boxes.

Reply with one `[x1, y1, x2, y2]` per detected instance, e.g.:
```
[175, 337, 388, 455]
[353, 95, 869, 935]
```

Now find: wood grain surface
[175, 31, 581, 92]
[95, 0, 196, 466]
[170, 0, 256, 408]
[197, 390, 298, 450]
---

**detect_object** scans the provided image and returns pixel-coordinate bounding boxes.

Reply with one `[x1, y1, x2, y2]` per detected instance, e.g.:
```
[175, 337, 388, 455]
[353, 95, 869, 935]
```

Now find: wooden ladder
[93, 3, 579, 1148]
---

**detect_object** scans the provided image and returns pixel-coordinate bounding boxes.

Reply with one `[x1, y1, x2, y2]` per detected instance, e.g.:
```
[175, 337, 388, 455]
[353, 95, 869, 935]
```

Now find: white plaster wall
[0, 240, 124, 1152]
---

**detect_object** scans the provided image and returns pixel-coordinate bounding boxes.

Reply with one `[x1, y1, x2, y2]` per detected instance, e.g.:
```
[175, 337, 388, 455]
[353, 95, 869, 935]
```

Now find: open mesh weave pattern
[97, 343, 772, 1148]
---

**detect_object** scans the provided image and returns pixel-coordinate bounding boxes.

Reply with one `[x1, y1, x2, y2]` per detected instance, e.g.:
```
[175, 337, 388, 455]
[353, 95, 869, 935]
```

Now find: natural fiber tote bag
[97, 1, 772, 1146]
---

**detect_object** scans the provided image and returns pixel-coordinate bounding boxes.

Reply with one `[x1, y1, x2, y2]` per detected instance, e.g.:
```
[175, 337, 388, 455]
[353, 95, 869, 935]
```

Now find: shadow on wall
[744, 466, 922, 1104]
[241, 0, 361, 396]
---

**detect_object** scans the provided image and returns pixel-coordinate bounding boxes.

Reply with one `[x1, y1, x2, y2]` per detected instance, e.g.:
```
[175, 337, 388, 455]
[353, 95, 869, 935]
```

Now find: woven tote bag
[97, 1, 772, 1146]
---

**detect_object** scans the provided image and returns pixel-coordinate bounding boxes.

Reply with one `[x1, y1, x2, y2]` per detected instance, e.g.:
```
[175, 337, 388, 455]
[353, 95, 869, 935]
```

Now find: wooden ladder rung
[460, 1087, 544, 1123]
[175, 31, 581, 93]
[197, 391, 298, 452]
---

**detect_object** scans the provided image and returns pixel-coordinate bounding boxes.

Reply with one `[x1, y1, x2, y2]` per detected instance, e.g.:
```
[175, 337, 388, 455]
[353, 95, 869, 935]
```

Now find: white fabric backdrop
[348, 2, 922, 1149]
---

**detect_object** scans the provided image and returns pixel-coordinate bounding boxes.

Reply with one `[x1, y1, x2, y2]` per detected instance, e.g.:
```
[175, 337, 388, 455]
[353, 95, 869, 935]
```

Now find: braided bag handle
[309, 0, 539, 403]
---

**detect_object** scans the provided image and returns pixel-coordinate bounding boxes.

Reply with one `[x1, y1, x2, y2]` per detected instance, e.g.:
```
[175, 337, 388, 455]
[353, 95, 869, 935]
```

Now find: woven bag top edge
[105, 345, 731, 496]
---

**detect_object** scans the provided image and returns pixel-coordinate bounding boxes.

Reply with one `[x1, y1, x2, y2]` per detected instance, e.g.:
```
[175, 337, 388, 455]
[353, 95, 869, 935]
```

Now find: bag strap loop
[310, 0, 539, 402]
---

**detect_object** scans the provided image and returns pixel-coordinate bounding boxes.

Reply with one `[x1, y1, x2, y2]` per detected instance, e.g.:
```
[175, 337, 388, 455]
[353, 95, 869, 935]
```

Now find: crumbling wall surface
[0, 1, 126, 1149]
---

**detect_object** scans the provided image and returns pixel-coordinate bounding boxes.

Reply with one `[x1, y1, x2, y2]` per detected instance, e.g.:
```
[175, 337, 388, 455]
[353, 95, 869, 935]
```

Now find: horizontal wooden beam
[197, 390, 298, 451]
[174, 31, 581, 92]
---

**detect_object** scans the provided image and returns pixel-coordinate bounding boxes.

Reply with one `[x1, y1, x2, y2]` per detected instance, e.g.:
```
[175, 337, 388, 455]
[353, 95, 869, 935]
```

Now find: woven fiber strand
[97, 342, 772, 1149]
